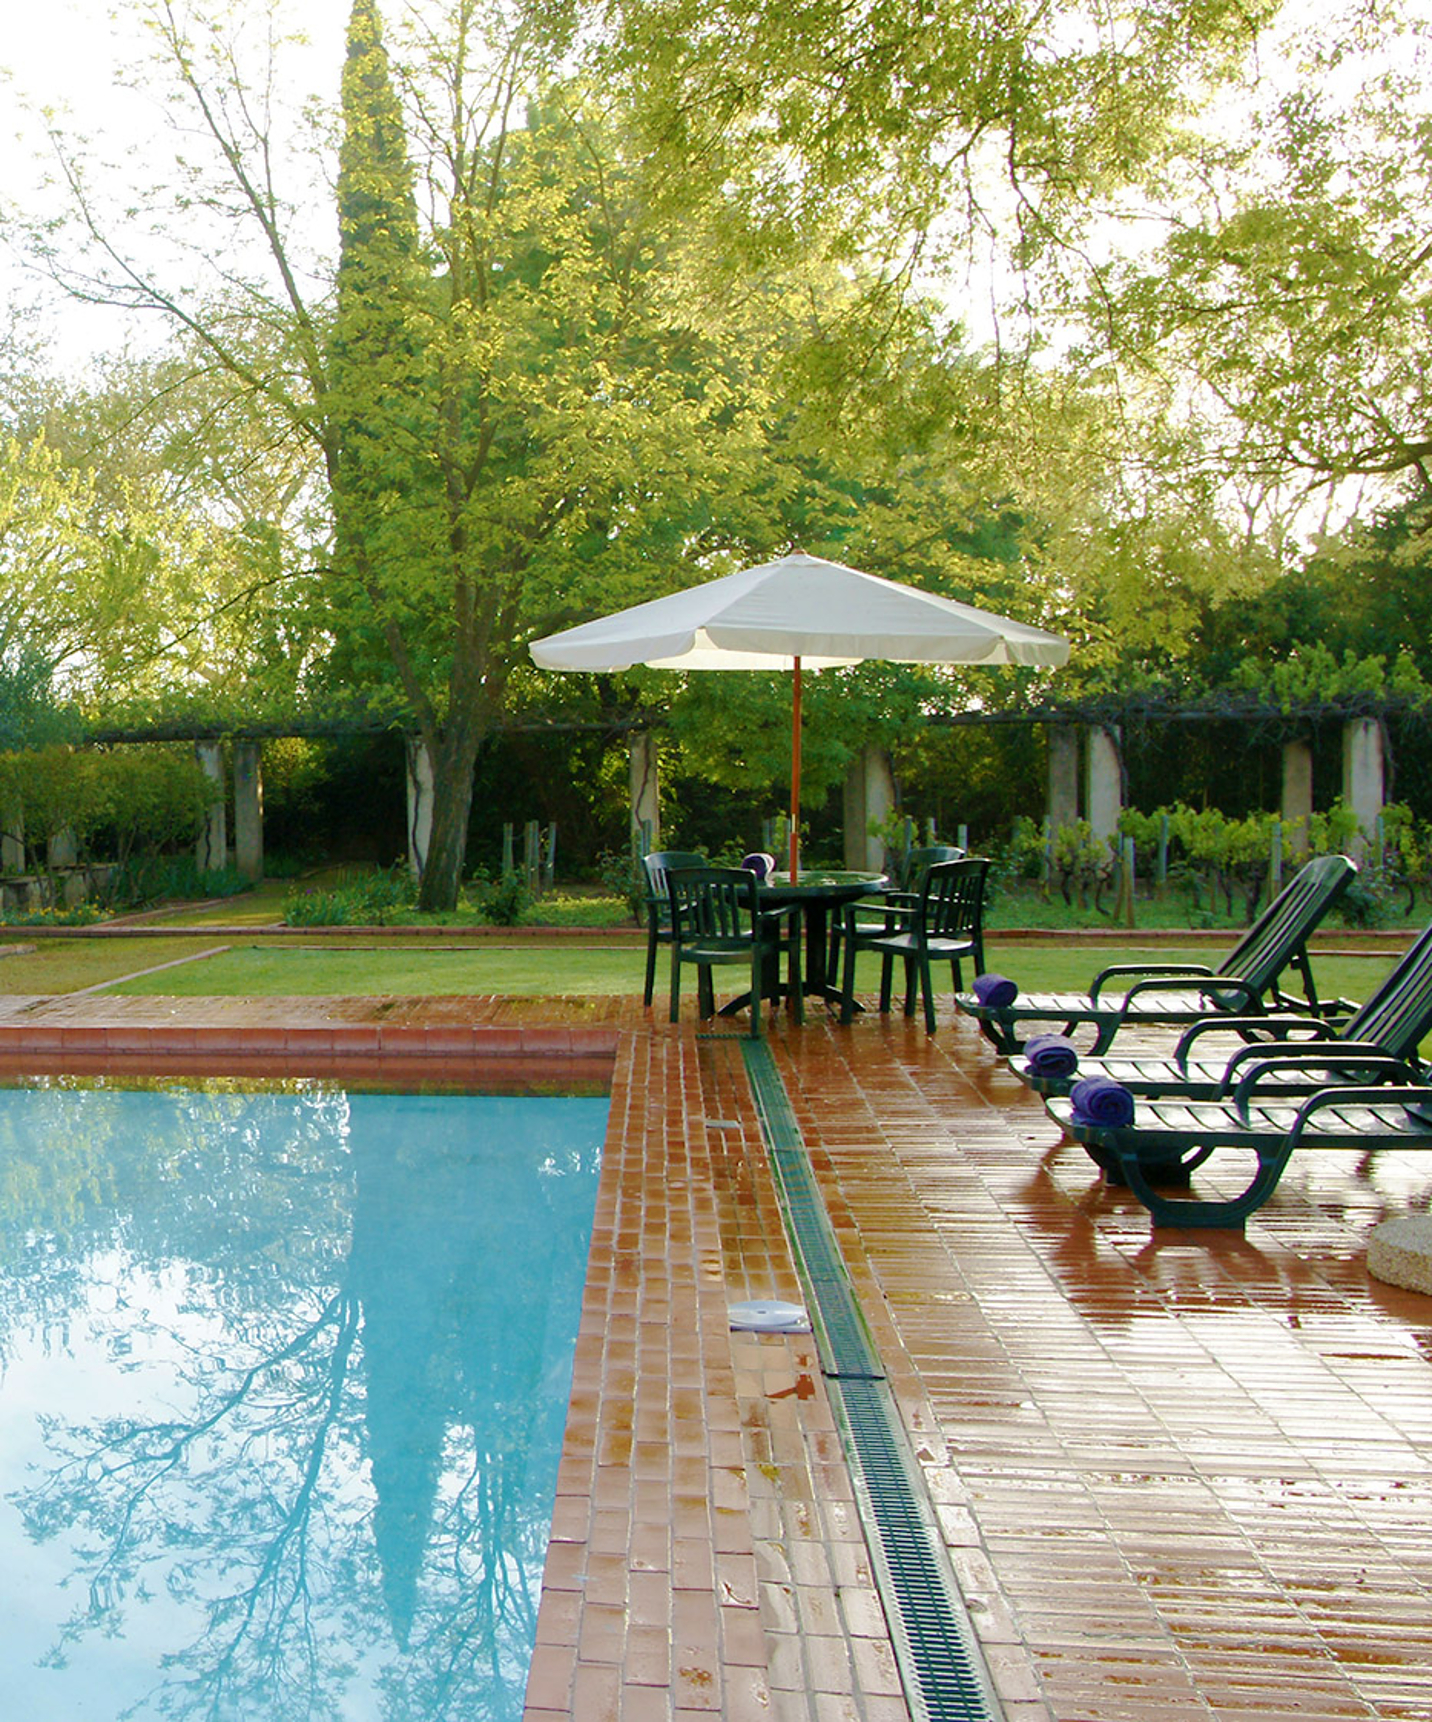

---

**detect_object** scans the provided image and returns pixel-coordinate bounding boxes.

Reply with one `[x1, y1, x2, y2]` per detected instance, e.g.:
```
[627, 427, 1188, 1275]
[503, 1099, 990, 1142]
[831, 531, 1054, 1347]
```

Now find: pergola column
[1281, 739, 1314, 853]
[1342, 718, 1385, 855]
[843, 745, 895, 871]
[406, 736, 434, 880]
[629, 730, 660, 854]
[195, 742, 227, 872]
[233, 742, 264, 882]
[1085, 725, 1123, 845]
[0, 801, 22, 874]
[1046, 725, 1080, 831]
[47, 828, 77, 869]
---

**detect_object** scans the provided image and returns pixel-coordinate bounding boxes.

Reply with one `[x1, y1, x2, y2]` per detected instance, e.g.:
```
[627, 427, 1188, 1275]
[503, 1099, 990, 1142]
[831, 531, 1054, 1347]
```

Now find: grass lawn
[112, 869, 1424, 939]
[0, 928, 1395, 1009]
[111, 942, 649, 996]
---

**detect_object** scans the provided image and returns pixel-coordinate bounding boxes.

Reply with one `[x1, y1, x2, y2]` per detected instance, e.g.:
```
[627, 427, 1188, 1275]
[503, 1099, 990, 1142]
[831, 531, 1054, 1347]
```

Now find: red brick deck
[2, 989, 1430, 1720]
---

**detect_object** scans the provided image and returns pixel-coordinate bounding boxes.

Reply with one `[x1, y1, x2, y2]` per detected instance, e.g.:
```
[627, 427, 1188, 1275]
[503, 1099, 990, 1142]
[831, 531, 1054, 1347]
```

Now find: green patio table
[719, 870, 887, 1015]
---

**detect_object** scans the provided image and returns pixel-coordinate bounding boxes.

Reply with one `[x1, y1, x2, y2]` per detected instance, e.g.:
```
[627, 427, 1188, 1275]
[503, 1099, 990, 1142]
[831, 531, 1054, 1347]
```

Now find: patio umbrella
[529, 551, 1071, 874]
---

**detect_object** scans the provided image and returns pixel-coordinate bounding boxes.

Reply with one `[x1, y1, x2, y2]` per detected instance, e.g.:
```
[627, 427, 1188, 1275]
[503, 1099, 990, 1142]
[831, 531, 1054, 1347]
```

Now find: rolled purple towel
[741, 852, 776, 880]
[1025, 1033, 1079, 1078]
[1070, 1075, 1136, 1129]
[973, 971, 1018, 1009]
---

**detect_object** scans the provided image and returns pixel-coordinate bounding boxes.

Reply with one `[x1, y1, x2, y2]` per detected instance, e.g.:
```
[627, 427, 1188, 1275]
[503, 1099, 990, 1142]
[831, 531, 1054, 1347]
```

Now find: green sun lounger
[1046, 1075, 1432, 1228]
[1015, 920, 1432, 1100]
[958, 854, 1356, 1057]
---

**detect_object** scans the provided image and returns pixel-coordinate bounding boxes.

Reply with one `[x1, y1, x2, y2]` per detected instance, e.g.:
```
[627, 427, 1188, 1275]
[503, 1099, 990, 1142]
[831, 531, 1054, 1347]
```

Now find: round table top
[761, 870, 886, 899]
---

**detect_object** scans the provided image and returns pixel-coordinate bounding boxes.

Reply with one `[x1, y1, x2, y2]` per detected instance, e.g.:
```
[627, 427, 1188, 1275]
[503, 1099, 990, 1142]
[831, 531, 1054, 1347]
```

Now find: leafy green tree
[604, 0, 1275, 264]
[0, 434, 184, 706]
[1086, 1, 1432, 527]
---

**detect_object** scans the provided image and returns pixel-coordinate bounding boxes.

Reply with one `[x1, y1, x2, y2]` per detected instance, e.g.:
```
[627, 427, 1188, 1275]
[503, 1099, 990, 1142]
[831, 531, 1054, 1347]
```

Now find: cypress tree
[328, 0, 469, 909]
[329, 0, 427, 560]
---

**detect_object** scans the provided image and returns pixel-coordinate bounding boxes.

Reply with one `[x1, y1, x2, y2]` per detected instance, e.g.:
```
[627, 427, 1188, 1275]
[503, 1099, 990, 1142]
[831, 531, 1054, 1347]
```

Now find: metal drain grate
[836, 1376, 1000, 1722]
[741, 1040, 1005, 1722]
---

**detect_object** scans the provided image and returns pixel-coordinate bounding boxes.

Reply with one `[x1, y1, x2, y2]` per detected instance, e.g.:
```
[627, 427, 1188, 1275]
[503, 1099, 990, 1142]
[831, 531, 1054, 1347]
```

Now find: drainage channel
[740, 1039, 1005, 1722]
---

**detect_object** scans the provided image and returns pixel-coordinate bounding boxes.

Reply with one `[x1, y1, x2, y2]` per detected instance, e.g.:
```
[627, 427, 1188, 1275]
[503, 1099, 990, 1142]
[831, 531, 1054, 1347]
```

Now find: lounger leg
[1116, 1144, 1292, 1228]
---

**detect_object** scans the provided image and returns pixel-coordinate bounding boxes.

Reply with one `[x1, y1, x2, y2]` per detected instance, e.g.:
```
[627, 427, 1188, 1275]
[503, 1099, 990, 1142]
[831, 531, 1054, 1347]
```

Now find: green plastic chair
[640, 850, 705, 1006]
[839, 857, 989, 1032]
[666, 866, 803, 1038]
[832, 843, 964, 978]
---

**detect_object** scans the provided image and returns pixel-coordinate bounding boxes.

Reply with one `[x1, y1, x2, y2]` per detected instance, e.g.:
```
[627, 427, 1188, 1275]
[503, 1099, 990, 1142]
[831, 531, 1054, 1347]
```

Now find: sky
[1, 0, 354, 370]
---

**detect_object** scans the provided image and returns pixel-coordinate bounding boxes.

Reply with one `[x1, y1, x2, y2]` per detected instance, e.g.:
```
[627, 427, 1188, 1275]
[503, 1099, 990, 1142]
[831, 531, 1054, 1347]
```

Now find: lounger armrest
[1286, 1085, 1432, 1151]
[1231, 1050, 1417, 1115]
[1220, 1032, 1368, 1082]
[1089, 961, 1212, 1002]
[1115, 974, 1258, 1009]
[1173, 1014, 1330, 1069]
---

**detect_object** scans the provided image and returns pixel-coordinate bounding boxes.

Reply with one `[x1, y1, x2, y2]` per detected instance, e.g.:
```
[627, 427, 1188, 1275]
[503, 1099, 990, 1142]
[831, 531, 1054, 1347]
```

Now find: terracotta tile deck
[2, 989, 1431, 1720]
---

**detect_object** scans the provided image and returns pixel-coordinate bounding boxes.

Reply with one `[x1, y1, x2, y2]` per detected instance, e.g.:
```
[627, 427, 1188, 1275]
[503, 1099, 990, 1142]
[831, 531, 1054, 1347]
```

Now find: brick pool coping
[0, 1019, 617, 1088]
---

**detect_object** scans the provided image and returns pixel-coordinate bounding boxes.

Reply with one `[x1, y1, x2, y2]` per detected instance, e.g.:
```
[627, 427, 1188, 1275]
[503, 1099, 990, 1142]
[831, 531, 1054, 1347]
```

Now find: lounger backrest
[1339, 922, 1432, 1058]
[1214, 854, 1356, 991]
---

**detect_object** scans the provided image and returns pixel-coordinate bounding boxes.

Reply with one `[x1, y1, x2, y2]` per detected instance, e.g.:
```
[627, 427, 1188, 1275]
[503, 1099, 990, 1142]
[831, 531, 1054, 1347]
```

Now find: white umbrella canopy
[530, 552, 1071, 871]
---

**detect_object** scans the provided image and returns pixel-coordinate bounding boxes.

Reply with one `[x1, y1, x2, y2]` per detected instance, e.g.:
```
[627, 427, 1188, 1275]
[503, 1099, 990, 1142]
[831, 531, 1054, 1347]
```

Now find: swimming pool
[0, 1079, 606, 1722]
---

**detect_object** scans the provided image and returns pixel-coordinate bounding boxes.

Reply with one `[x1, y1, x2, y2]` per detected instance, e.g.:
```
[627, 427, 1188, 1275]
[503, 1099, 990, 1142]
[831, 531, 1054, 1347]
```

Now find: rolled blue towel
[973, 972, 1018, 1009]
[741, 852, 776, 880]
[1070, 1075, 1136, 1129]
[1025, 1033, 1079, 1078]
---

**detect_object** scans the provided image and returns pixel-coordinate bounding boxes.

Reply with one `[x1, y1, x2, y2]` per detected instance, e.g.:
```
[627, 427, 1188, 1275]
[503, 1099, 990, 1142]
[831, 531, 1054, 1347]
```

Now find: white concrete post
[629, 730, 660, 854]
[406, 735, 434, 880]
[1047, 725, 1080, 832]
[0, 801, 23, 874]
[233, 742, 264, 882]
[1342, 718, 1385, 856]
[1085, 725, 1123, 846]
[195, 742, 227, 872]
[1281, 739, 1314, 855]
[843, 745, 896, 871]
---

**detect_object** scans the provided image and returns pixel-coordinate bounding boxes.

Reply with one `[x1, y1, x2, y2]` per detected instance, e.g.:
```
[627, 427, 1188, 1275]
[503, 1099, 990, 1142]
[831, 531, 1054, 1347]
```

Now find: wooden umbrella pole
[790, 656, 802, 877]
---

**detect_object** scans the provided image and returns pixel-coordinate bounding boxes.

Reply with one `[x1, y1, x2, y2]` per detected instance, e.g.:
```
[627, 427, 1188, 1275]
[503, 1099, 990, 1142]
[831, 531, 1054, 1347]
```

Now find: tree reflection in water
[0, 1080, 604, 1722]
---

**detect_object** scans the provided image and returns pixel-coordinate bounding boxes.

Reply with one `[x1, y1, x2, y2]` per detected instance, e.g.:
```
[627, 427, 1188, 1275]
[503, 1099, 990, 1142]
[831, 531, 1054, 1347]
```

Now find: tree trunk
[416, 717, 484, 913]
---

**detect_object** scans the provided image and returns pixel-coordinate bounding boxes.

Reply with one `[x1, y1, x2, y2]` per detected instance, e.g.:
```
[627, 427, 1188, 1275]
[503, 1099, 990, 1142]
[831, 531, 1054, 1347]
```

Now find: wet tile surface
[5, 987, 1432, 1719]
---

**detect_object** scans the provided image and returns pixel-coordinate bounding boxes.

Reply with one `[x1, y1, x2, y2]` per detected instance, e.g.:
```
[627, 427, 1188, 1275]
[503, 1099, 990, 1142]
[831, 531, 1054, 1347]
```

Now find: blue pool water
[0, 1081, 606, 1722]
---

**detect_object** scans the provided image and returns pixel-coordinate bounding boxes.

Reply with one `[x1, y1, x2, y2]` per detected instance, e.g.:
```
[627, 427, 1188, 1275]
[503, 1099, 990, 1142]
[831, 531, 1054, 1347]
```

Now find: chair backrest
[919, 857, 990, 940]
[643, 850, 706, 923]
[896, 844, 965, 894]
[666, 866, 759, 943]
[1340, 921, 1432, 1058]
[1215, 854, 1356, 993]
